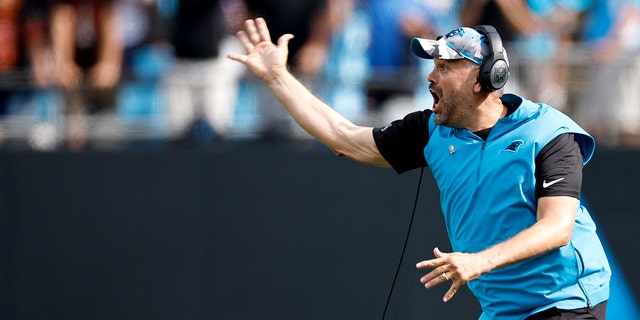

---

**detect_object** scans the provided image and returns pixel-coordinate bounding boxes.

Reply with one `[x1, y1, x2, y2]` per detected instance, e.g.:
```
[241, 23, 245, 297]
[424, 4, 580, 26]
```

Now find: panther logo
[505, 140, 523, 152]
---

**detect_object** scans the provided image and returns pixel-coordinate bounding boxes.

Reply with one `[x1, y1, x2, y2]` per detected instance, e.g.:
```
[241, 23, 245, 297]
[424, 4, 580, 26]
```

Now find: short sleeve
[535, 133, 584, 199]
[373, 110, 433, 174]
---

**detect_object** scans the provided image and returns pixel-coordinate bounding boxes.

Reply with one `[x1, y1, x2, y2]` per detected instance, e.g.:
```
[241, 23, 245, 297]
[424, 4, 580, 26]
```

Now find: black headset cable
[381, 166, 425, 320]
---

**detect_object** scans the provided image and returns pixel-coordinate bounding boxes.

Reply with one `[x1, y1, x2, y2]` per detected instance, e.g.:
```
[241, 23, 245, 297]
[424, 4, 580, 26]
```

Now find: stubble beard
[434, 85, 473, 129]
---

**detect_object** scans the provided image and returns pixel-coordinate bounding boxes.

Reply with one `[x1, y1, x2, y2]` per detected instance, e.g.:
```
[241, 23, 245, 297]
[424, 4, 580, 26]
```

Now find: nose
[427, 67, 437, 85]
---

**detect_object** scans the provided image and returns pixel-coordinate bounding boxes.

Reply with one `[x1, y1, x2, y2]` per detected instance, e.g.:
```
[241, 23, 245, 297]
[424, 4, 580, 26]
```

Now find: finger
[416, 247, 448, 269]
[245, 19, 261, 44]
[255, 17, 271, 43]
[236, 31, 254, 52]
[421, 275, 449, 289]
[416, 258, 444, 269]
[443, 283, 459, 302]
[227, 53, 248, 63]
[420, 266, 449, 286]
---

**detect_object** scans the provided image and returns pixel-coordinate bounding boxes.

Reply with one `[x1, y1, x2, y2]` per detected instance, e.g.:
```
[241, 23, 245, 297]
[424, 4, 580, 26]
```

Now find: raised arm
[227, 18, 390, 168]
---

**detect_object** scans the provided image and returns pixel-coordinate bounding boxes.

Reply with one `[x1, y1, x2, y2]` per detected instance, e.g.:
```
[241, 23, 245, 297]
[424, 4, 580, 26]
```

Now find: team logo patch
[504, 140, 523, 152]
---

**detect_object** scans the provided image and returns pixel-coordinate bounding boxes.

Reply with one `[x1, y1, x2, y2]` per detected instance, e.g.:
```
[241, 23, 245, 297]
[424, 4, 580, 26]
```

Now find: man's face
[427, 59, 479, 128]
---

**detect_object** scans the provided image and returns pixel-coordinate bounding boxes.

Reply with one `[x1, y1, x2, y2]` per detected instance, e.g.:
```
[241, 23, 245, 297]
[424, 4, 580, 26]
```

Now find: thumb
[277, 34, 294, 49]
[434, 247, 448, 258]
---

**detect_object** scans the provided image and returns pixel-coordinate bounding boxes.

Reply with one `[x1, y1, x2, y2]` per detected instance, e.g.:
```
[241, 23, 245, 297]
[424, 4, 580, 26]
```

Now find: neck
[466, 100, 506, 132]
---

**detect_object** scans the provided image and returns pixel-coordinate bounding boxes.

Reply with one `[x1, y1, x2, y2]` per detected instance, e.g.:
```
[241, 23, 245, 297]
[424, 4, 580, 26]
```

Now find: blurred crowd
[0, 0, 639, 151]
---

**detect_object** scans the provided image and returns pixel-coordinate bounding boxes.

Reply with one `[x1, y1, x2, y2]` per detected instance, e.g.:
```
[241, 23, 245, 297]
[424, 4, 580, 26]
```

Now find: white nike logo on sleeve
[542, 177, 565, 188]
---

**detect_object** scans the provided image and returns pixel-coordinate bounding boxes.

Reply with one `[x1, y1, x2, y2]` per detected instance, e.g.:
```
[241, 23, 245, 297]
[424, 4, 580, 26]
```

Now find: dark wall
[582, 149, 640, 301]
[0, 146, 638, 319]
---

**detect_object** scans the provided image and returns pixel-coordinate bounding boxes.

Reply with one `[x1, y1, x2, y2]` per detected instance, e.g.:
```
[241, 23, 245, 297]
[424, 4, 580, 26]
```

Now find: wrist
[263, 65, 288, 85]
[475, 249, 498, 275]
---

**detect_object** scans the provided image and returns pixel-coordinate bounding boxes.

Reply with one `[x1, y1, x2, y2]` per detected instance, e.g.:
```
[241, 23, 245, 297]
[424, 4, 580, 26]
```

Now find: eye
[432, 61, 449, 73]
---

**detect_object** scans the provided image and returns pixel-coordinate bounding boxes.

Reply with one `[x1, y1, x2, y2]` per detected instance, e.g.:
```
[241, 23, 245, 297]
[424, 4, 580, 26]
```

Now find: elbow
[330, 145, 368, 163]
[331, 146, 360, 162]
[558, 234, 572, 247]
[541, 218, 574, 249]
[327, 137, 343, 157]
[331, 148, 347, 158]
[555, 226, 573, 247]
[327, 125, 354, 158]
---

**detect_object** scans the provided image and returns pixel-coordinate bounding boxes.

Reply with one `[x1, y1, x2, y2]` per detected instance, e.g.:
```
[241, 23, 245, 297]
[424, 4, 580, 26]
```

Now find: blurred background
[0, 0, 639, 150]
[1, 0, 639, 319]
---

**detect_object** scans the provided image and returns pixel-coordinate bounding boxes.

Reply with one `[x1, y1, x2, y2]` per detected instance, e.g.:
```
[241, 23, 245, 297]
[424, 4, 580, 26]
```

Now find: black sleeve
[372, 110, 433, 174]
[535, 133, 583, 199]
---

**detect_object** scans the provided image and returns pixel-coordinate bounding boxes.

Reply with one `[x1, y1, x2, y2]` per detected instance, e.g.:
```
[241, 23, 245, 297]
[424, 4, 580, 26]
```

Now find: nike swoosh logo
[542, 177, 565, 188]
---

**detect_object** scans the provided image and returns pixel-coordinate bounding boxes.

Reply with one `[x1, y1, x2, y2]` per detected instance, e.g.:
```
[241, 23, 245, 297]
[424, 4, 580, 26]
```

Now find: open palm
[228, 18, 293, 83]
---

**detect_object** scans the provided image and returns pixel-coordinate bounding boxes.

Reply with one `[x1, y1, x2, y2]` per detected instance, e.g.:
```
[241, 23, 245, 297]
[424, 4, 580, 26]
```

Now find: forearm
[50, 4, 75, 66]
[477, 218, 570, 273]
[266, 68, 387, 165]
[477, 196, 577, 273]
[50, 3, 82, 89]
[96, 1, 122, 66]
[494, 0, 542, 36]
[267, 69, 357, 148]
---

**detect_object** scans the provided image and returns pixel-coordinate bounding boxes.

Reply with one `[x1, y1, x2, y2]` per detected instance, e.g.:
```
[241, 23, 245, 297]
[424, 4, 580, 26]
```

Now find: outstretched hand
[416, 247, 487, 302]
[227, 18, 294, 83]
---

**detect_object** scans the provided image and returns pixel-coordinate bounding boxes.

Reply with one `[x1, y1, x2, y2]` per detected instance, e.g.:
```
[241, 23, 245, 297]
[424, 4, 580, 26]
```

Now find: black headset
[473, 25, 510, 92]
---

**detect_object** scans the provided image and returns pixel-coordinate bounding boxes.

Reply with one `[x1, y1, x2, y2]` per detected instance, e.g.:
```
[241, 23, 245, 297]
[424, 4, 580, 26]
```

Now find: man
[49, 0, 124, 149]
[228, 18, 610, 319]
[163, 0, 243, 143]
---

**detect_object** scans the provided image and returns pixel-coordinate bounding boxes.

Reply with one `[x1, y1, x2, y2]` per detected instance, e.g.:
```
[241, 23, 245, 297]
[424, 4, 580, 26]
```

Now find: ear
[468, 66, 483, 94]
[473, 76, 483, 94]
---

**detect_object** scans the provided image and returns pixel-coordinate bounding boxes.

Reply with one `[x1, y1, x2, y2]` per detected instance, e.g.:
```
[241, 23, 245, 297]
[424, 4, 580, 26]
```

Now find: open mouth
[430, 87, 441, 112]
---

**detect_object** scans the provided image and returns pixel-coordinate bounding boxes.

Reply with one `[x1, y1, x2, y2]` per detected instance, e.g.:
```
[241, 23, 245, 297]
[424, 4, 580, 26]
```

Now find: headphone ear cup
[489, 59, 509, 90]
[474, 25, 509, 91]
[479, 59, 492, 91]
